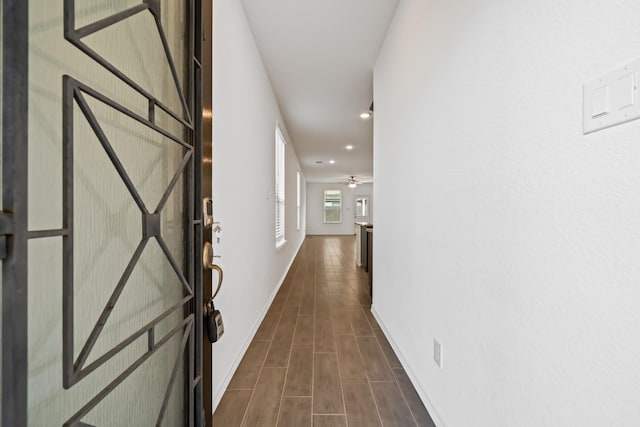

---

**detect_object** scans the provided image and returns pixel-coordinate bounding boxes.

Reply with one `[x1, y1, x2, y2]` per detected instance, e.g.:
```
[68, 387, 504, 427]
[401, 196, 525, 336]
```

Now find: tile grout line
[391, 368, 423, 427]
[358, 308, 418, 426]
[274, 291, 302, 426]
[354, 326, 386, 427]
[238, 337, 271, 425]
[222, 236, 412, 426]
[334, 333, 349, 426]
[369, 316, 418, 426]
[310, 241, 317, 423]
[312, 413, 349, 416]
[340, 237, 359, 427]
[353, 230, 418, 427]
[237, 247, 296, 427]
[373, 329, 398, 370]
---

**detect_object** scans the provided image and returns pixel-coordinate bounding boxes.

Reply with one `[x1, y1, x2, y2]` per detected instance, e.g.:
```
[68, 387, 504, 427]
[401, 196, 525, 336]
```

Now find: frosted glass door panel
[27, 1, 194, 425]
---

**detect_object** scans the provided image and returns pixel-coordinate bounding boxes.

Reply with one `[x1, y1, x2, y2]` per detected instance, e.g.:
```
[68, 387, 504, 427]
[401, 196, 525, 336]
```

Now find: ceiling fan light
[348, 182, 357, 188]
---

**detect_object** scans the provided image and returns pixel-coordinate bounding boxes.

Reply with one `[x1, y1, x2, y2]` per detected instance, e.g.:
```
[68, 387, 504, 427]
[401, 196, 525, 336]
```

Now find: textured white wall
[306, 183, 373, 235]
[212, 0, 306, 410]
[374, 1, 640, 426]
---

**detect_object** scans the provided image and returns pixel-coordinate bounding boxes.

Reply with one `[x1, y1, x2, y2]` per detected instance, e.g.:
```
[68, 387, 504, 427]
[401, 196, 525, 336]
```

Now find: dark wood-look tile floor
[214, 236, 436, 427]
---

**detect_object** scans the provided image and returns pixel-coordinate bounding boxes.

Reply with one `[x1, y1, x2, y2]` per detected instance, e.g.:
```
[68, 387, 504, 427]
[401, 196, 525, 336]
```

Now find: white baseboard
[370, 306, 446, 427]
[212, 236, 305, 411]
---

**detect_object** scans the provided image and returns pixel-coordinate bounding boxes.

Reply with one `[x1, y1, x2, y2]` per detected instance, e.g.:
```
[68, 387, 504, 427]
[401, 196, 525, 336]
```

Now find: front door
[2, 1, 205, 425]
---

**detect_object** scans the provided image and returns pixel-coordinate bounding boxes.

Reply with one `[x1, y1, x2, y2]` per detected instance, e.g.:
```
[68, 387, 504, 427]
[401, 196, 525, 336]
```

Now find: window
[296, 171, 301, 231]
[275, 125, 286, 247]
[355, 197, 368, 217]
[323, 189, 342, 223]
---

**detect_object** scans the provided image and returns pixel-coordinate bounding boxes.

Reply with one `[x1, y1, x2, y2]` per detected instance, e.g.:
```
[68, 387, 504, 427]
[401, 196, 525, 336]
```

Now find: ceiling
[240, 0, 399, 183]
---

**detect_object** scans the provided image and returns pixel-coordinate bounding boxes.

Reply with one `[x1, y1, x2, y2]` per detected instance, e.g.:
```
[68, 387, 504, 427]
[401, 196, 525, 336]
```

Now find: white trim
[371, 306, 446, 427]
[275, 239, 287, 251]
[212, 236, 305, 410]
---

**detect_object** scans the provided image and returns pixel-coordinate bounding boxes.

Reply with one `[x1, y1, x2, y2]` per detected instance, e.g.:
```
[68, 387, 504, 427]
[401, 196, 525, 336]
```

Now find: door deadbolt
[203, 197, 214, 229]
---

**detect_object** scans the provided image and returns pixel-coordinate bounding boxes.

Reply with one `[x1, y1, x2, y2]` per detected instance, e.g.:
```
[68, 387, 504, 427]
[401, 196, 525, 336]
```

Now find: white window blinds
[275, 126, 286, 247]
[296, 171, 301, 231]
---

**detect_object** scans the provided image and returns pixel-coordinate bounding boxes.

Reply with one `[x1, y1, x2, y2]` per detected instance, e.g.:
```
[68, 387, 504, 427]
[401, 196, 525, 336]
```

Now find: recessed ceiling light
[360, 112, 371, 119]
[329, 160, 336, 164]
[345, 145, 354, 150]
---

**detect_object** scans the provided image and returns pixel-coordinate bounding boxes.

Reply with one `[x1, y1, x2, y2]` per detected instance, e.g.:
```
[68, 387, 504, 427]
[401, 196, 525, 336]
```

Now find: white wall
[306, 182, 373, 235]
[374, 1, 640, 426]
[212, 0, 306, 409]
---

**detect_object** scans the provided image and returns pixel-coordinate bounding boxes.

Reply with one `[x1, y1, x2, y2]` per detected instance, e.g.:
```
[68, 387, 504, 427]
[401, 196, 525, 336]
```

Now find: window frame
[275, 124, 286, 248]
[296, 170, 301, 231]
[323, 189, 342, 224]
[355, 196, 369, 217]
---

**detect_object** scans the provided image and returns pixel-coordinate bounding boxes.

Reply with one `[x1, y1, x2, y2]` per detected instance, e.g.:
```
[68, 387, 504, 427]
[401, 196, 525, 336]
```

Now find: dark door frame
[2, 1, 30, 425]
[200, 0, 214, 425]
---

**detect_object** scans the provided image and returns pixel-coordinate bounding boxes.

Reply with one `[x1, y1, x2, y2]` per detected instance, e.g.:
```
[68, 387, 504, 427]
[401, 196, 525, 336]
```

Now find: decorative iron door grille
[2, 0, 204, 425]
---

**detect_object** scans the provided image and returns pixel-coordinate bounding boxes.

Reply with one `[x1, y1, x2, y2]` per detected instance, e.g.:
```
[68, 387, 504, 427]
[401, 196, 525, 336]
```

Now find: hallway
[213, 236, 435, 426]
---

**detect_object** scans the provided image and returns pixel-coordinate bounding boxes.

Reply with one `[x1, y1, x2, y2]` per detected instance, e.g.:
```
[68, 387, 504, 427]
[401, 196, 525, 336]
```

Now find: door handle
[203, 242, 223, 299]
[203, 242, 225, 343]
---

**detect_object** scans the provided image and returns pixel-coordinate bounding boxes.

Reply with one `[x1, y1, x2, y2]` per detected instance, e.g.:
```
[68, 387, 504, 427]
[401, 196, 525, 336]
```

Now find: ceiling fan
[346, 176, 362, 188]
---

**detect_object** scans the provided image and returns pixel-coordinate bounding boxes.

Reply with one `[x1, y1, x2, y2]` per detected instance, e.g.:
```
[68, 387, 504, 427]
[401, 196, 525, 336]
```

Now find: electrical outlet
[434, 339, 443, 369]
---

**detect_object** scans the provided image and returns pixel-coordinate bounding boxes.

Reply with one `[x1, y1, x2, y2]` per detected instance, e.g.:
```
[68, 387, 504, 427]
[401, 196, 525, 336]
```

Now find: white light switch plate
[584, 58, 640, 134]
